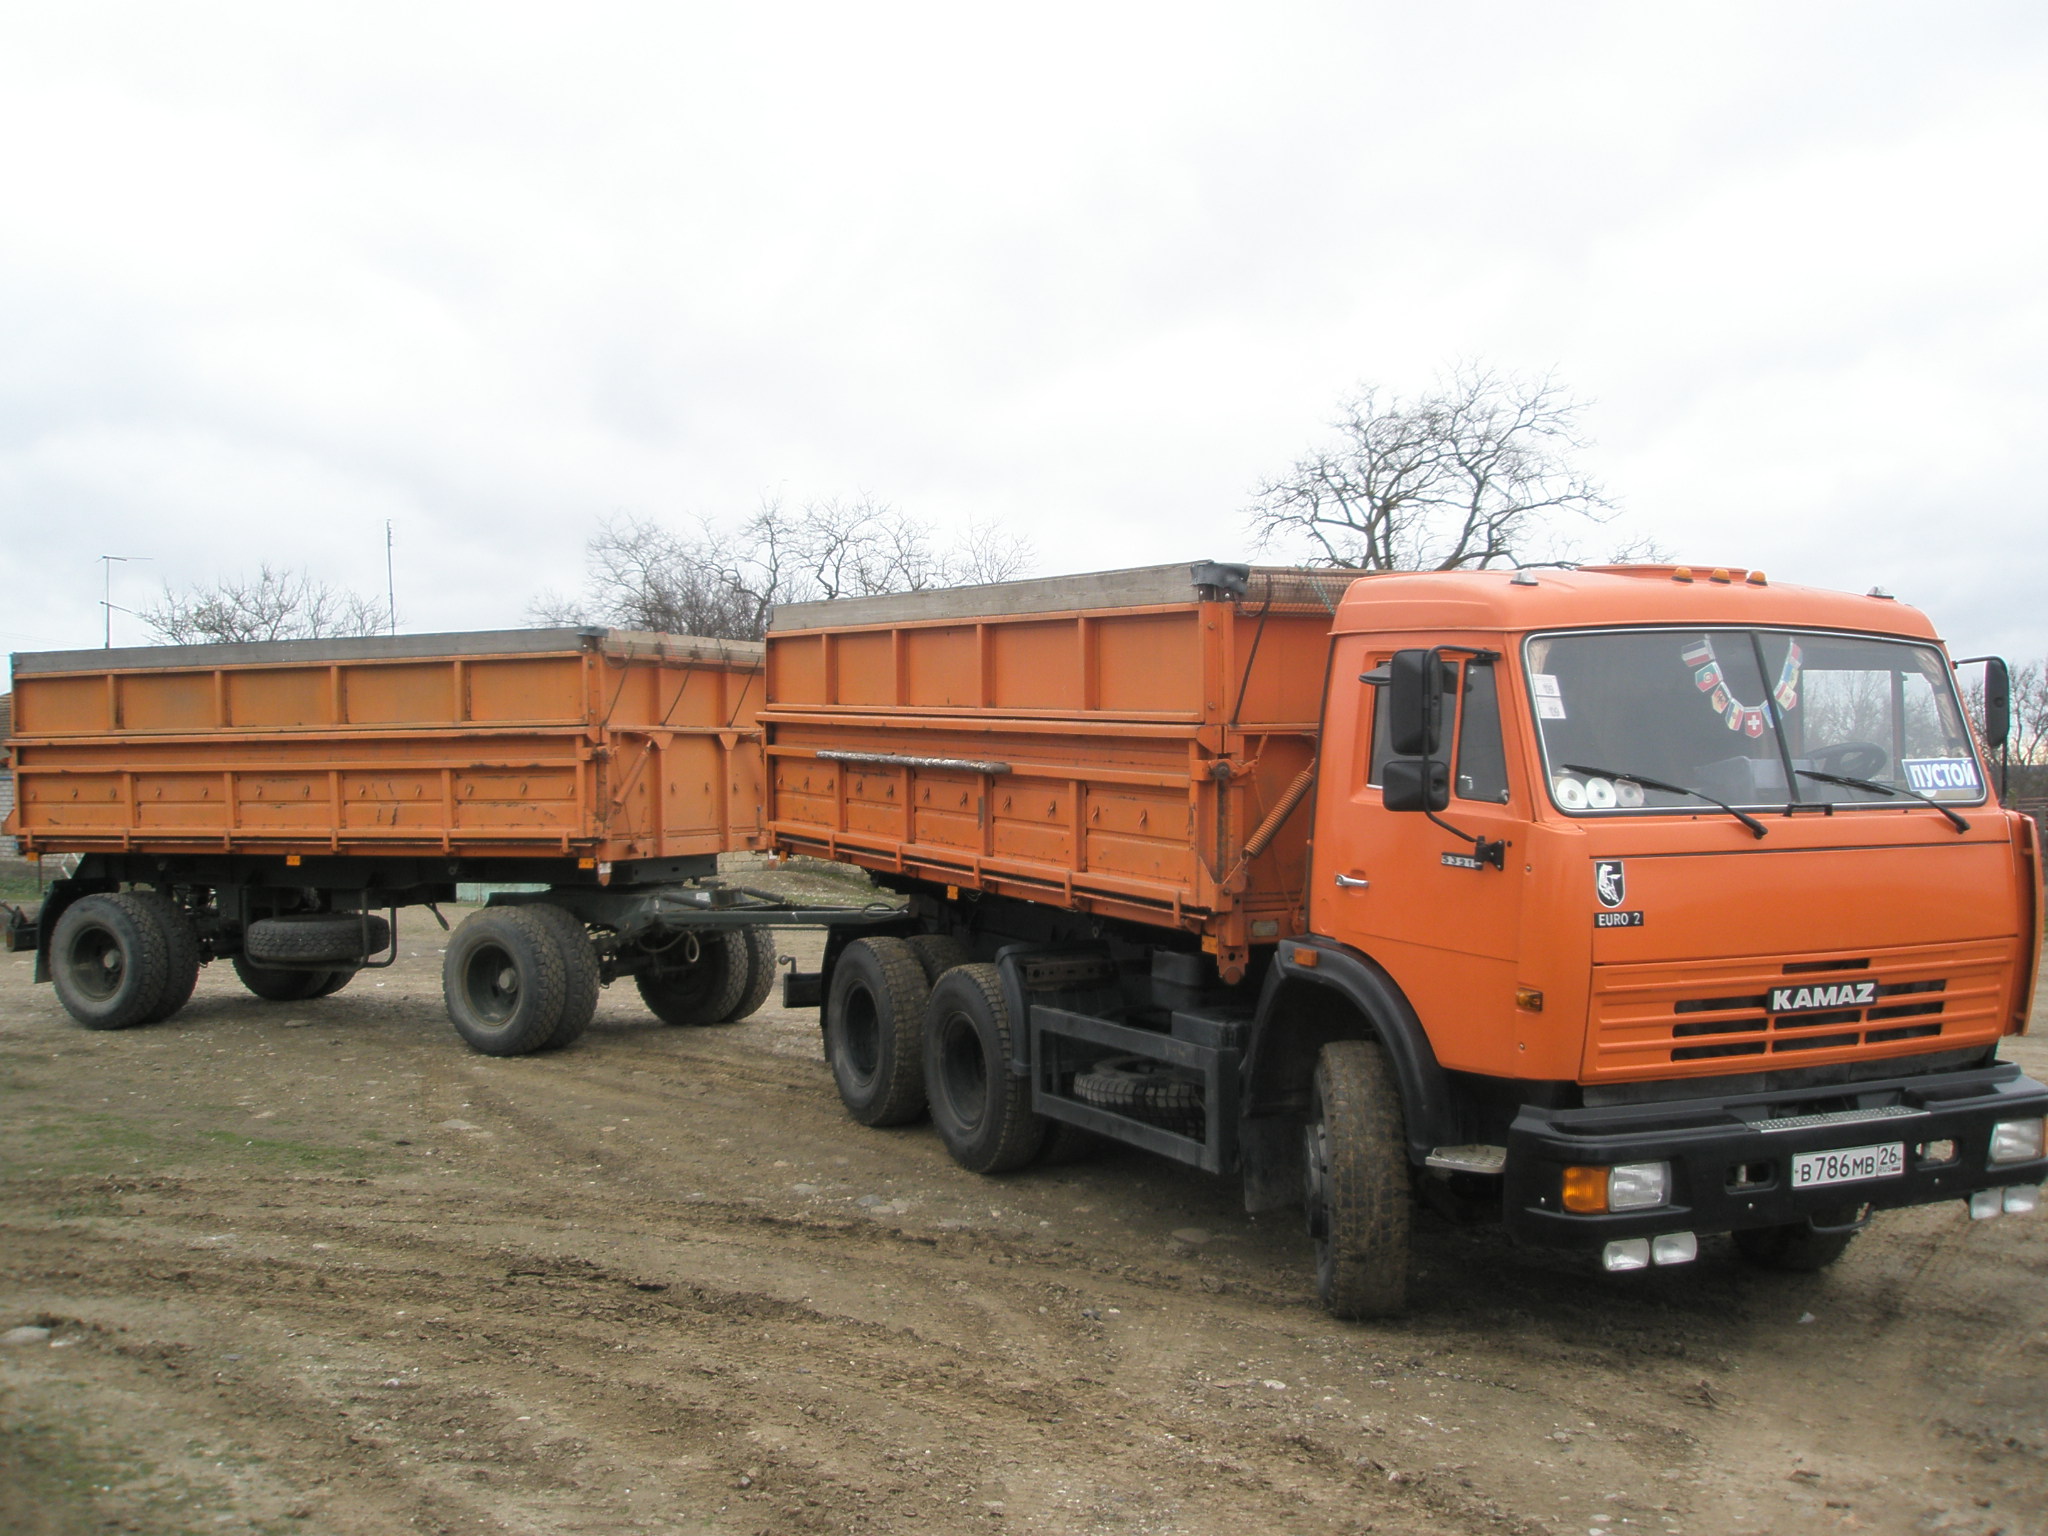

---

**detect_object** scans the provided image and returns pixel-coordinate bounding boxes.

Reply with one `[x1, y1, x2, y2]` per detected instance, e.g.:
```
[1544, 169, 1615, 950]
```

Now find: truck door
[1310, 639, 1527, 1075]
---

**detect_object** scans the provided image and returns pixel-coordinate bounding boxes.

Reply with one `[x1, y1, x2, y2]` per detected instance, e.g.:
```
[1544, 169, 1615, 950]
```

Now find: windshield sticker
[1536, 694, 1567, 720]
[1532, 673, 1561, 698]
[1594, 860, 1625, 908]
[1903, 758, 1982, 794]
[1774, 641, 1802, 711]
[1682, 636, 1774, 735]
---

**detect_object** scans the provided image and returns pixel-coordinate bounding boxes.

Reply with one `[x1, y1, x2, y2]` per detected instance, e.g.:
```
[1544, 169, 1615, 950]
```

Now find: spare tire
[1072, 1054, 1206, 1137]
[245, 913, 391, 966]
[233, 957, 345, 1002]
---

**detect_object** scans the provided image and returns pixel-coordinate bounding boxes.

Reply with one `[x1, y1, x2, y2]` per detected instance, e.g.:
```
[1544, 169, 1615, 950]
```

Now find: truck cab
[1260, 564, 2046, 1309]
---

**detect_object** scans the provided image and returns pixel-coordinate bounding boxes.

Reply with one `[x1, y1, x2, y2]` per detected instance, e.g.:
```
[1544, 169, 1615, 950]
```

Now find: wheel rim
[462, 943, 521, 1026]
[64, 924, 125, 1002]
[936, 1010, 988, 1129]
[838, 984, 881, 1083]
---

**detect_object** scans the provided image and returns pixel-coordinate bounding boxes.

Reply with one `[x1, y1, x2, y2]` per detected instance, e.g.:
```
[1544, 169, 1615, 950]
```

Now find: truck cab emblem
[1770, 981, 1877, 1013]
[1595, 860, 1626, 908]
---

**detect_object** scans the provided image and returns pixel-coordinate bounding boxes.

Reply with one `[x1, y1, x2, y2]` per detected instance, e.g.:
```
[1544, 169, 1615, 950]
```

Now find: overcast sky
[2, 2, 2043, 664]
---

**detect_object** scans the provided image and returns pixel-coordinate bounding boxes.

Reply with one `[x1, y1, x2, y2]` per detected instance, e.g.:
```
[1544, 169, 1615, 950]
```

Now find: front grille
[1587, 940, 2012, 1081]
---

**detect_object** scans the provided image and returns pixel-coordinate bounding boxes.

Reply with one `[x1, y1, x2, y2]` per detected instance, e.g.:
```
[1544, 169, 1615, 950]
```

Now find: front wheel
[1304, 1040, 1411, 1318]
[442, 907, 572, 1056]
[635, 930, 749, 1026]
[923, 963, 1046, 1173]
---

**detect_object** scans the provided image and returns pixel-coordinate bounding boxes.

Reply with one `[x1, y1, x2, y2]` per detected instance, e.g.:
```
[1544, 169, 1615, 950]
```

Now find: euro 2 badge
[1594, 860, 1626, 909]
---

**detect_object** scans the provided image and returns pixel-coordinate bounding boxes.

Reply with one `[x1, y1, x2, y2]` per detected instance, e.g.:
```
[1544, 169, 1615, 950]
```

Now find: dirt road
[3, 905, 2045, 1536]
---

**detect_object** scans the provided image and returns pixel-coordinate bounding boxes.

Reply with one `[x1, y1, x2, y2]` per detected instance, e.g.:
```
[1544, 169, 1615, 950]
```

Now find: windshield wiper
[1562, 763, 1768, 839]
[1794, 769, 1969, 834]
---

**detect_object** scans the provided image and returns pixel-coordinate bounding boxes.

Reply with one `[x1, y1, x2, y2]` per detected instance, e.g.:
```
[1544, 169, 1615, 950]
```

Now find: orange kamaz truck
[763, 562, 2048, 1315]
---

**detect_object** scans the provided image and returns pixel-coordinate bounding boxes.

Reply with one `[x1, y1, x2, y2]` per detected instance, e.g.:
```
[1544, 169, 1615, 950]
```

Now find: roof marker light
[1709, 568, 1732, 583]
[1746, 570, 1768, 586]
[1672, 566, 1694, 583]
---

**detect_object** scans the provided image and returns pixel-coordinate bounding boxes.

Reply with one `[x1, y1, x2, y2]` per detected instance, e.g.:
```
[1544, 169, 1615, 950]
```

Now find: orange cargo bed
[762, 563, 1354, 977]
[4, 628, 765, 865]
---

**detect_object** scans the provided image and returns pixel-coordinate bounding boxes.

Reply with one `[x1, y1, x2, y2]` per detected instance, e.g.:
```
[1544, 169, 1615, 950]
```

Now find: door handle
[1332, 872, 1370, 889]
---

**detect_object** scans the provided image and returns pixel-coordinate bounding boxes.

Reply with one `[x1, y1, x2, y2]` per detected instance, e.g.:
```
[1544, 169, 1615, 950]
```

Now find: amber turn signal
[1294, 946, 1321, 967]
[1562, 1166, 1610, 1214]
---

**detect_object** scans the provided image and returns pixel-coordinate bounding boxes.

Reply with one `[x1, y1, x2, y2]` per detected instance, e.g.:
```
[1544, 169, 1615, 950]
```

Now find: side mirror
[1388, 649, 1449, 757]
[1983, 657, 2011, 748]
[1381, 757, 1450, 813]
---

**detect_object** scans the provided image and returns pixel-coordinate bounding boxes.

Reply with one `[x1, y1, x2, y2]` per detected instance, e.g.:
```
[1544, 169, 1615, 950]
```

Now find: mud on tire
[1304, 1039, 1412, 1319]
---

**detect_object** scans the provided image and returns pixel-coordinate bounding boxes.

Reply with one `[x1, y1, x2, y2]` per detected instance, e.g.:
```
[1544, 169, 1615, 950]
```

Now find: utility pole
[101, 555, 149, 647]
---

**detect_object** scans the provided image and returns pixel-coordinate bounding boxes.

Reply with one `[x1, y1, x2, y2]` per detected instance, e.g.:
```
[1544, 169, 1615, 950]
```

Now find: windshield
[1524, 628, 1986, 814]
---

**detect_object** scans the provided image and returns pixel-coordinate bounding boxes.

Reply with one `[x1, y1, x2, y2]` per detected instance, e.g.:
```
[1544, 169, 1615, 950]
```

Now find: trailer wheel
[245, 912, 391, 966]
[924, 962, 1047, 1173]
[526, 905, 600, 1050]
[49, 893, 175, 1030]
[442, 907, 570, 1056]
[233, 957, 345, 1002]
[1073, 1054, 1206, 1137]
[905, 933, 969, 985]
[722, 928, 780, 1023]
[132, 891, 201, 1024]
[1304, 1040, 1411, 1319]
[825, 937, 930, 1126]
[1732, 1204, 1865, 1272]
[636, 930, 749, 1026]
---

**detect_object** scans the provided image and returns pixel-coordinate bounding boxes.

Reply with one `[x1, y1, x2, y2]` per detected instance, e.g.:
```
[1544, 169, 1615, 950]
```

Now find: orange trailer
[6, 627, 765, 865]
[1, 627, 842, 1055]
[763, 561, 2047, 1316]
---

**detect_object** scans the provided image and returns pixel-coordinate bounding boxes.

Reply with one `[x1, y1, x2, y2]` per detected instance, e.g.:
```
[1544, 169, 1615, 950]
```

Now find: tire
[721, 927, 779, 1023]
[1073, 1054, 1206, 1137]
[49, 892, 174, 1030]
[131, 890, 201, 1024]
[245, 912, 391, 966]
[1732, 1204, 1866, 1272]
[905, 933, 970, 985]
[923, 962, 1047, 1173]
[442, 907, 570, 1057]
[233, 957, 343, 1002]
[635, 930, 750, 1026]
[524, 905, 600, 1050]
[825, 937, 931, 1126]
[1304, 1040, 1411, 1319]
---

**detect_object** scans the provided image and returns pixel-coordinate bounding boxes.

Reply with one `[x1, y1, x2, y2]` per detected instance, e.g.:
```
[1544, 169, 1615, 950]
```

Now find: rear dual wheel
[442, 906, 598, 1056]
[49, 891, 201, 1030]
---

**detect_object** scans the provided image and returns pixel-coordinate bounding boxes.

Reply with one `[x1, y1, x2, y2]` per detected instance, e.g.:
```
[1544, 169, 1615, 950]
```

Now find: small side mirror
[1381, 757, 1450, 813]
[1388, 649, 1449, 757]
[1983, 657, 2011, 748]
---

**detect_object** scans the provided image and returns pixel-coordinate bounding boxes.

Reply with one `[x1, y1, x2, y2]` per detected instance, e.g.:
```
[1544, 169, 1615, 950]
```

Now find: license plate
[1791, 1141, 1905, 1189]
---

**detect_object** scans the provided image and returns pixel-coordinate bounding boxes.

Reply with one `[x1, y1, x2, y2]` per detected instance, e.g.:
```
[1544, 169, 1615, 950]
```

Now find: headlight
[1989, 1118, 2045, 1165]
[1608, 1162, 1672, 1210]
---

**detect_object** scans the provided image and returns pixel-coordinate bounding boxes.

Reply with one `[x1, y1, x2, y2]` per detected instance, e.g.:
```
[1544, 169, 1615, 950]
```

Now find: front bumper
[1502, 1058, 2048, 1248]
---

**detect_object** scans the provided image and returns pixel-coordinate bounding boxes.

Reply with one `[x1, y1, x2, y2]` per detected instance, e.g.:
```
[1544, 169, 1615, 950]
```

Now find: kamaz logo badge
[1769, 981, 1876, 1013]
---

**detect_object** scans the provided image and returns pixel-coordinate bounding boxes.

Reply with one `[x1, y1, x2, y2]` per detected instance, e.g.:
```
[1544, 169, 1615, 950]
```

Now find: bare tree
[141, 565, 391, 644]
[1247, 364, 1614, 571]
[537, 499, 1036, 641]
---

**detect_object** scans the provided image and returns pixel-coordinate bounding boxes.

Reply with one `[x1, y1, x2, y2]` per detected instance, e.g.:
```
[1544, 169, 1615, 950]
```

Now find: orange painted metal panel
[5, 629, 766, 866]
[763, 568, 1346, 967]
